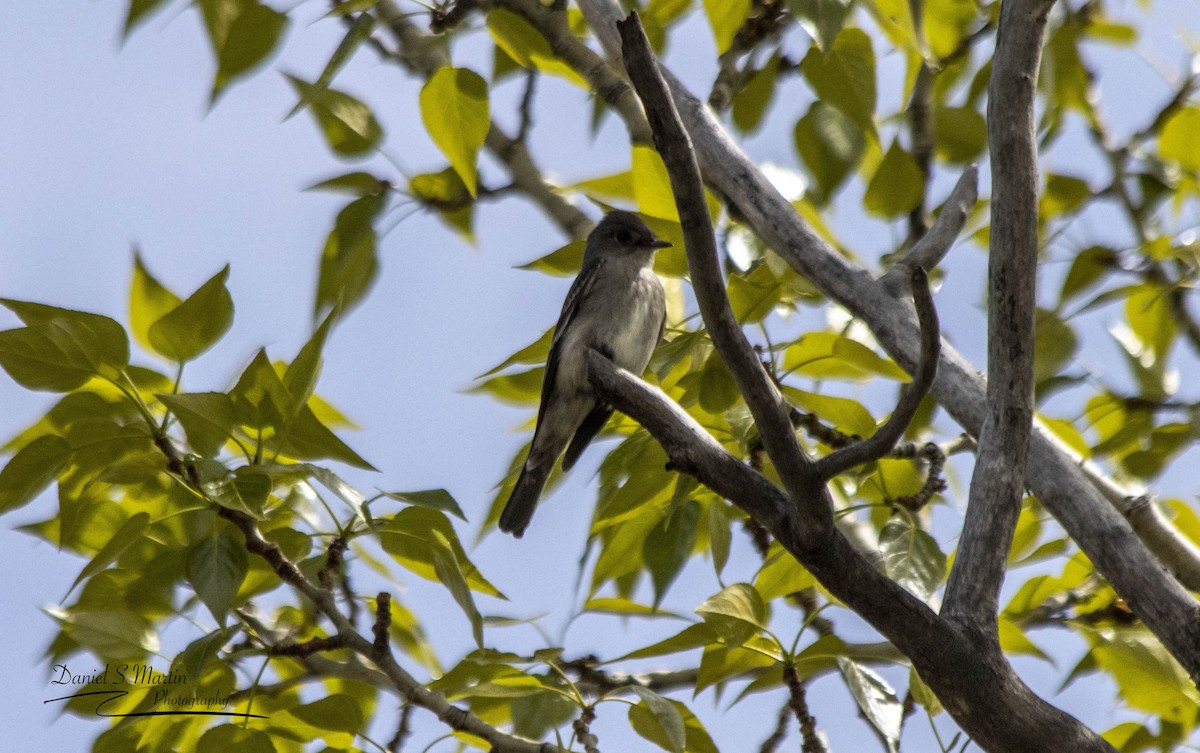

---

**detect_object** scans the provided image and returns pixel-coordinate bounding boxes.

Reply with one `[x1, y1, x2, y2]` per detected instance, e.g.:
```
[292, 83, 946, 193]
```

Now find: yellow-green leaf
[288, 75, 383, 157]
[420, 67, 490, 196]
[704, 0, 751, 53]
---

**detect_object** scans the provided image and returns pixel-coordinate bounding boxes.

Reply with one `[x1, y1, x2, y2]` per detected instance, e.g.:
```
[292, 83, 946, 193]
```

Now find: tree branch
[817, 266, 940, 479]
[617, 10, 830, 540]
[941, 0, 1047, 631]
[571, 0, 1200, 681]
[585, 351, 1114, 751]
[879, 165, 979, 295]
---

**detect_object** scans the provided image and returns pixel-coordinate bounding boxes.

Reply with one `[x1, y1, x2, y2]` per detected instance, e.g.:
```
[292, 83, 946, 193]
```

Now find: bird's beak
[650, 238, 673, 249]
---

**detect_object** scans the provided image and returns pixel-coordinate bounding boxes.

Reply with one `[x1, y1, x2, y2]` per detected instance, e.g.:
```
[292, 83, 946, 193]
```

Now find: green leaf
[277, 404, 375, 470]
[644, 500, 700, 607]
[704, 0, 751, 54]
[286, 14, 374, 120]
[306, 170, 391, 195]
[283, 313, 335, 410]
[129, 252, 182, 353]
[381, 489, 466, 521]
[0, 434, 71, 513]
[1040, 173, 1092, 218]
[879, 517, 945, 601]
[1158, 106, 1200, 173]
[66, 418, 152, 475]
[784, 387, 877, 438]
[229, 350, 293, 430]
[1060, 245, 1118, 304]
[197, 0, 288, 102]
[933, 106, 987, 163]
[696, 638, 779, 693]
[695, 582, 766, 646]
[732, 56, 780, 133]
[698, 350, 739, 414]
[196, 725, 275, 753]
[188, 529, 248, 625]
[630, 687, 687, 753]
[203, 468, 271, 518]
[71, 512, 151, 595]
[794, 101, 865, 202]
[381, 507, 502, 597]
[789, 0, 853, 52]
[123, 0, 170, 38]
[583, 597, 685, 619]
[923, 0, 977, 58]
[316, 194, 385, 319]
[783, 331, 909, 382]
[1033, 308, 1078, 385]
[147, 265, 234, 363]
[0, 302, 129, 391]
[631, 697, 721, 753]
[908, 666, 942, 714]
[800, 27, 876, 132]
[755, 543, 816, 600]
[728, 263, 783, 323]
[420, 67, 490, 196]
[1093, 631, 1200, 723]
[864, 140, 923, 217]
[61, 609, 159, 661]
[287, 75, 383, 157]
[429, 529, 484, 646]
[287, 693, 363, 747]
[615, 622, 716, 662]
[838, 657, 902, 752]
[486, 9, 588, 87]
[410, 167, 476, 243]
[1124, 283, 1176, 362]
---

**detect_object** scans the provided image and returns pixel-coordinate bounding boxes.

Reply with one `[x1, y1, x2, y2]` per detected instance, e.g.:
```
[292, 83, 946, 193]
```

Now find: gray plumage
[499, 211, 670, 538]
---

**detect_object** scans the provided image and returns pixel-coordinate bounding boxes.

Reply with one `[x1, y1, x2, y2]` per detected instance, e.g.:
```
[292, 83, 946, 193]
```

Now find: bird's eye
[615, 229, 633, 245]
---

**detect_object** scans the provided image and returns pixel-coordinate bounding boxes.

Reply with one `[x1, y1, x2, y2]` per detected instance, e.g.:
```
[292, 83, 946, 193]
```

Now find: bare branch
[818, 266, 940, 479]
[617, 11, 829, 538]
[942, 0, 1049, 632]
[784, 663, 829, 753]
[880, 166, 979, 295]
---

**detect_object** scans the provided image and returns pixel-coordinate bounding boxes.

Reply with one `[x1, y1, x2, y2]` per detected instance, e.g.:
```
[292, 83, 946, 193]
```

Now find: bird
[499, 211, 670, 538]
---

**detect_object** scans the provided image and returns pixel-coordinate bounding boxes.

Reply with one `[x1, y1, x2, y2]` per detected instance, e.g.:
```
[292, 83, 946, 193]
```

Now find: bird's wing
[536, 256, 607, 424]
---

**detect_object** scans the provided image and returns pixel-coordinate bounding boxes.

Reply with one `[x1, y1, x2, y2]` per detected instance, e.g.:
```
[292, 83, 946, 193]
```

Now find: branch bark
[941, 0, 1045, 631]
[616, 12, 830, 540]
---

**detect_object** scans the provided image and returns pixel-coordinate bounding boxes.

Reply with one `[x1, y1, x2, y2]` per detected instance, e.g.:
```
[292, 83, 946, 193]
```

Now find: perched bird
[499, 211, 670, 537]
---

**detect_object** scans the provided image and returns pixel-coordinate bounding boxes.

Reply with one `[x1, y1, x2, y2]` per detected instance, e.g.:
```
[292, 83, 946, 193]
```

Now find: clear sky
[1, 1, 1197, 751]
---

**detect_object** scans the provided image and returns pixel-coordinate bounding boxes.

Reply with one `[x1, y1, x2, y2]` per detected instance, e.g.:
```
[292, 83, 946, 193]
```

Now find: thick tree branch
[571, 0, 1200, 680]
[941, 0, 1046, 631]
[617, 11, 830, 539]
[817, 266, 940, 479]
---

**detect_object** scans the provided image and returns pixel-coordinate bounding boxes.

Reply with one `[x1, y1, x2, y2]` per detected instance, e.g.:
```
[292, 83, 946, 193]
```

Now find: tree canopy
[5, 0, 1200, 752]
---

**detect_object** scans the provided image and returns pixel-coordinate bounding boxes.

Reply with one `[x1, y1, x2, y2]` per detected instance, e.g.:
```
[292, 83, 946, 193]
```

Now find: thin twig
[818, 266, 941, 479]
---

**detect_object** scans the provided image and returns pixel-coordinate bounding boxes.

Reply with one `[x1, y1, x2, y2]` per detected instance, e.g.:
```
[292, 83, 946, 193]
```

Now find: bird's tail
[499, 461, 551, 538]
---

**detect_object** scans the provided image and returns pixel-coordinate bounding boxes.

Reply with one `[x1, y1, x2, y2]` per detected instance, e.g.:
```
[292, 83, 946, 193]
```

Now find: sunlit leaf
[839, 657, 902, 752]
[288, 75, 383, 157]
[879, 517, 945, 601]
[800, 27, 876, 133]
[0, 434, 71, 513]
[147, 265, 234, 363]
[420, 67, 490, 196]
[695, 582, 766, 646]
[197, 0, 287, 102]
